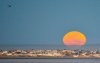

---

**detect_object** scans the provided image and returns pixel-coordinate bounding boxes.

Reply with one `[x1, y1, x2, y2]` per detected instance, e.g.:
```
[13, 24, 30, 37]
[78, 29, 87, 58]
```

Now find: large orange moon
[63, 31, 86, 46]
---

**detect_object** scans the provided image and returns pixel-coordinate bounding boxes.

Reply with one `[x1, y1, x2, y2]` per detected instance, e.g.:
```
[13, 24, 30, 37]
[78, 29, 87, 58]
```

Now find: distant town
[0, 49, 100, 58]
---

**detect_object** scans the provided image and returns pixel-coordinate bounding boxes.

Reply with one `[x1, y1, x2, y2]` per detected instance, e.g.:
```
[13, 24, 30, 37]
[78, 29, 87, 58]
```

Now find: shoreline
[0, 49, 100, 59]
[0, 56, 100, 59]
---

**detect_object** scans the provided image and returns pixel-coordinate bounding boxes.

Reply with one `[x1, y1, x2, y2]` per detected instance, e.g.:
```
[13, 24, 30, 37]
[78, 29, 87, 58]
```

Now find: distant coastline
[0, 49, 100, 59]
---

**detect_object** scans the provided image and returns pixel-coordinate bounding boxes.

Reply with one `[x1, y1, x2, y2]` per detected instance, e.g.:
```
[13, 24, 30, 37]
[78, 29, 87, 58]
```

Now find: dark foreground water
[0, 59, 100, 63]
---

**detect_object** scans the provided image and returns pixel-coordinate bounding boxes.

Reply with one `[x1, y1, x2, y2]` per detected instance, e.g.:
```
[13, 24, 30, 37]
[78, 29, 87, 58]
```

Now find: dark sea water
[0, 44, 100, 51]
[0, 59, 100, 63]
[0, 44, 100, 63]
